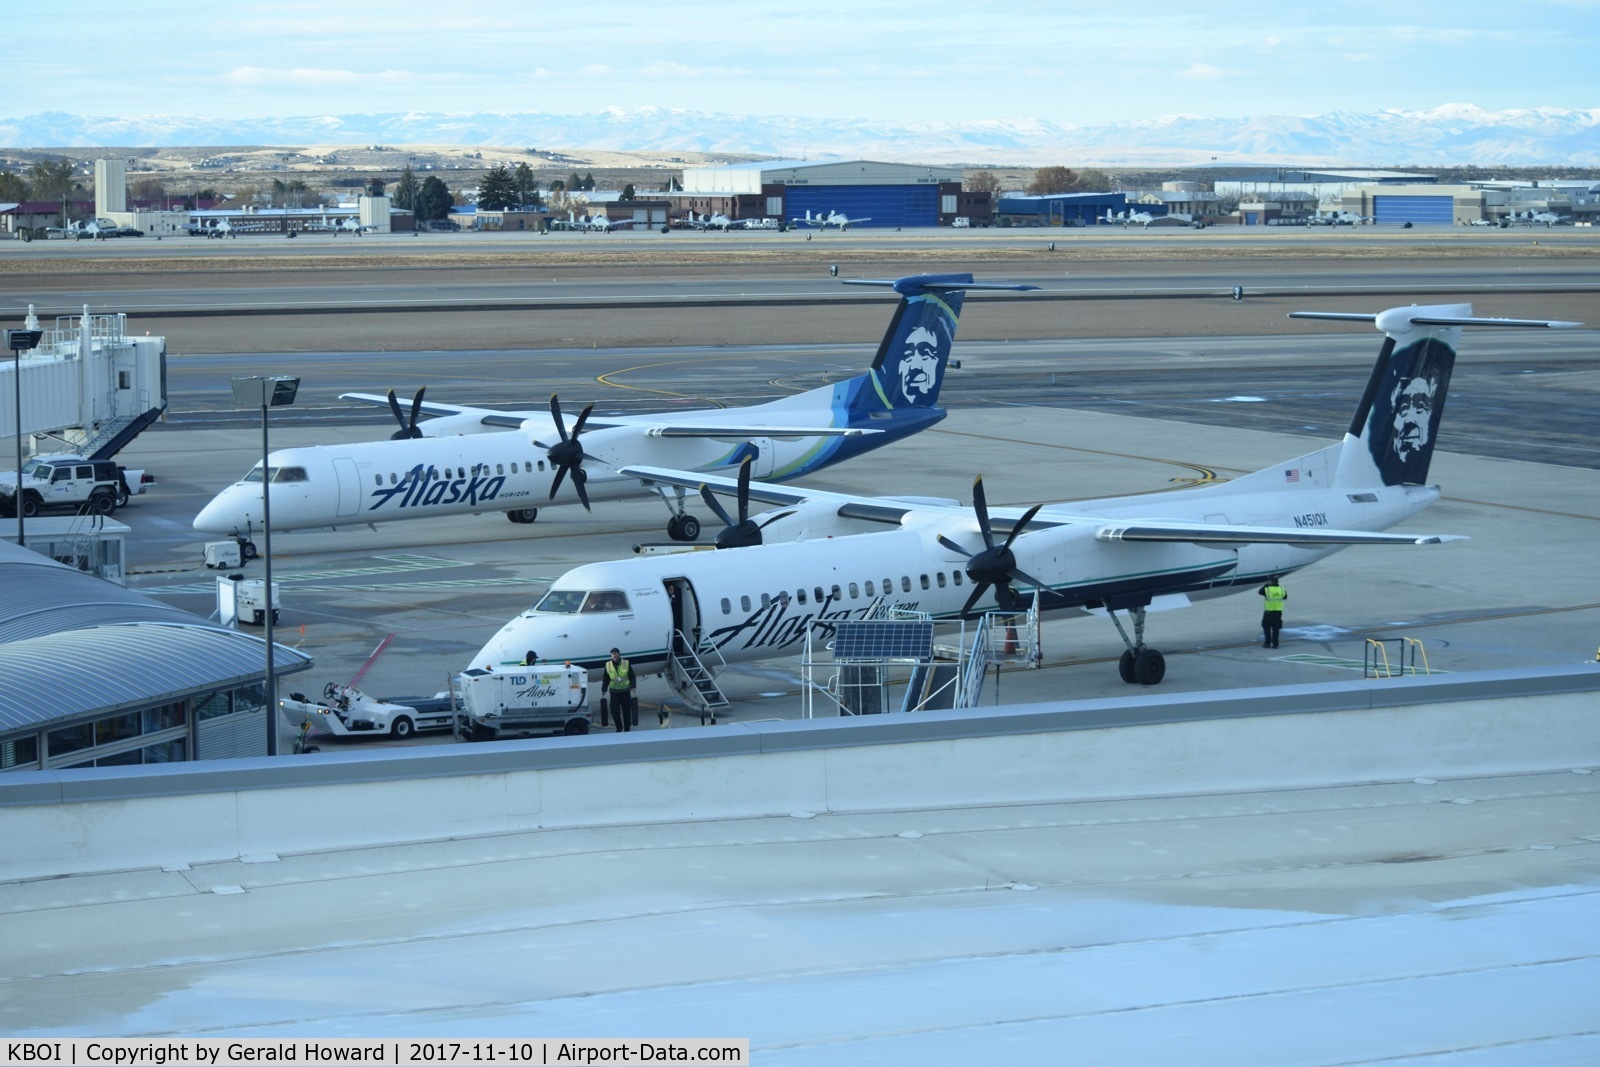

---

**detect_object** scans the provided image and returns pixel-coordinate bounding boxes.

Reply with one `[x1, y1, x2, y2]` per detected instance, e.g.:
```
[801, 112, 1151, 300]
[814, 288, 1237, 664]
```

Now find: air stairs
[665, 631, 730, 723]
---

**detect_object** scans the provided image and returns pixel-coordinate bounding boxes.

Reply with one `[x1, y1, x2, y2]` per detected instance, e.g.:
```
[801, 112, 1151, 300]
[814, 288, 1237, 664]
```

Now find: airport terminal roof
[0, 542, 311, 732]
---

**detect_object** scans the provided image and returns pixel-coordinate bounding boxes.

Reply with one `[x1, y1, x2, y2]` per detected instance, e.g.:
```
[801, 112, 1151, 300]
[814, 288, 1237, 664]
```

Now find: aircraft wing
[643, 425, 879, 440]
[340, 392, 539, 429]
[1095, 521, 1466, 546]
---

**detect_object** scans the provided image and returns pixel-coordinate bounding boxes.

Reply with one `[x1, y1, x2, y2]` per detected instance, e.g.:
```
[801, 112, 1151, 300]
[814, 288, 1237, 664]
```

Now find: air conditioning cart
[451, 664, 591, 741]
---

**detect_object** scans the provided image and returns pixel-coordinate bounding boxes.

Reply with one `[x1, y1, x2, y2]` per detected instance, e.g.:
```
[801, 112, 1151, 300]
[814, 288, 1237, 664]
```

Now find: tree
[269, 178, 310, 207]
[28, 157, 78, 202]
[566, 171, 584, 193]
[581, 172, 596, 191]
[415, 175, 454, 221]
[0, 169, 27, 202]
[476, 164, 517, 210]
[393, 165, 419, 211]
[512, 163, 539, 208]
[131, 177, 167, 201]
[964, 170, 1002, 198]
[1026, 166, 1078, 195]
[620, 183, 635, 201]
[1075, 168, 1112, 192]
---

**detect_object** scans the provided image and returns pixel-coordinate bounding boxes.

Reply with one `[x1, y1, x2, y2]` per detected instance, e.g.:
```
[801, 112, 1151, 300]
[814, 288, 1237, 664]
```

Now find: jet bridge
[0, 305, 167, 462]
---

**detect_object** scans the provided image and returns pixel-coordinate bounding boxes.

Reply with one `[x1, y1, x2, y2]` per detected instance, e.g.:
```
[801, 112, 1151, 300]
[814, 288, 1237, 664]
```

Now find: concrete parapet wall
[2, 666, 1596, 879]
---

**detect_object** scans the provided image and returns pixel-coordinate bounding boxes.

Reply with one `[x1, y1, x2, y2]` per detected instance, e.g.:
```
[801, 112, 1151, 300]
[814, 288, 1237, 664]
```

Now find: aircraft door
[750, 438, 777, 479]
[334, 459, 363, 518]
[662, 577, 702, 654]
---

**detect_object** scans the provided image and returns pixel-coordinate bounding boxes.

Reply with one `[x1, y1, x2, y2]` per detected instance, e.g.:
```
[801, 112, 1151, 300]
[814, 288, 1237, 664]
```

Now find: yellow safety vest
[1263, 585, 1286, 612]
[605, 659, 634, 690]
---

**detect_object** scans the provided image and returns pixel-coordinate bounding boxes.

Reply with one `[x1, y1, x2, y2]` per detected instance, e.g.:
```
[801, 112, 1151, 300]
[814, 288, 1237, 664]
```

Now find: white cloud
[1180, 63, 1226, 80]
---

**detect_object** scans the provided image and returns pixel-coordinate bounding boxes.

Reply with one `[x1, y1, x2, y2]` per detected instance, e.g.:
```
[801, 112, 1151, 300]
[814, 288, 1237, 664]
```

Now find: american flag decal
[1284, 468, 1300, 482]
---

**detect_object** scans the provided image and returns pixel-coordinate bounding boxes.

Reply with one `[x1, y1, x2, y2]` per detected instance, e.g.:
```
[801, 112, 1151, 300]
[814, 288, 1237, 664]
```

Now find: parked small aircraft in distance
[472, 303, 1579, 689]
[306, 216, 372, 235]
[1307, 211, 1370, 226]
[794, 209, 871, 231]
[193, 273, 1039, 551]
[556, 211, 631, 232]
[1102, 210, 1157, 228]
[686, 212, 736, 231]
[1508, 209, 1570, 228]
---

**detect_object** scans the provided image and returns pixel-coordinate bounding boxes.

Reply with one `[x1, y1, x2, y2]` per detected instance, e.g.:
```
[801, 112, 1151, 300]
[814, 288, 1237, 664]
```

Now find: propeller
[386, 387, 426, 440]
[699, 457, 764, 549]
[545, 394, 596, 511]
[936, 477, 1047, 616]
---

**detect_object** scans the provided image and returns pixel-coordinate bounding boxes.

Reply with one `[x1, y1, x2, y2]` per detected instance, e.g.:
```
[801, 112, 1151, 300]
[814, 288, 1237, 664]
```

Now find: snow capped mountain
[1, 105, 1596, 166]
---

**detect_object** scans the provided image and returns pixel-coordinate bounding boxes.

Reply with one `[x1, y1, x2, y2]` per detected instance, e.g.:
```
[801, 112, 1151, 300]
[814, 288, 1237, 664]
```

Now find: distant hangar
[672, 159, 989, 228]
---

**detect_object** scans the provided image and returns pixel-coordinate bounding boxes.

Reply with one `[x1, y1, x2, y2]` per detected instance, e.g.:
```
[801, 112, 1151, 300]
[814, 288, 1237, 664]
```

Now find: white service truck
[0, 455, 148, 518]
[451, 665, 591, 740]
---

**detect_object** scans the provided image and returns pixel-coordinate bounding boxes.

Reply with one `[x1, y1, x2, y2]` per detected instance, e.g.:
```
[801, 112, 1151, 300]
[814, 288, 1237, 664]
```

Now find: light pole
[230, 375, 300, 755]
[5, 328, 43, 546]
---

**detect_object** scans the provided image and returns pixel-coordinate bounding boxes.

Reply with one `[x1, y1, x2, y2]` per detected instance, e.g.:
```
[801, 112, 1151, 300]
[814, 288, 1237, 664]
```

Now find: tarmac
[117, 399, 1600, 744]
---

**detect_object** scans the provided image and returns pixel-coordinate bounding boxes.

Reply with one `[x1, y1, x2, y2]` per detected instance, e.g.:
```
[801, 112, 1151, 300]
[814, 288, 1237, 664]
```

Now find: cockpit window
[534, 589, 587, 614]
[581, 590, 630, 613]
[241, 465, 309, 484]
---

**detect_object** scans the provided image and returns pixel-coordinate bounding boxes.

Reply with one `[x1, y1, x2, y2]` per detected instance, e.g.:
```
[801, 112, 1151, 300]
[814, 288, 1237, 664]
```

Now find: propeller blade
[999, 504, 1044, 553]
[960, 582, 991, 617]
[549, 465, 567, 499]
[571, 466, 591, 511]
[549, 395, 569, 441]
[937, 534, 975, 558]
[386, 388, 426, 439]
[570, 403, 594, 439]
[736, 457, 752, 523]
[699, 484, 736, 527]
[972, 477, 996, 551]
[1011, 569, 1050, 595]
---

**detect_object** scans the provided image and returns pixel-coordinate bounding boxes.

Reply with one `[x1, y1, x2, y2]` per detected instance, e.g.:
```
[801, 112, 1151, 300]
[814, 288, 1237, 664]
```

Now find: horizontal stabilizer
[845, 278, 1042, 294]
[1289, 311, 1582, 330]
[1096, 521, 1466, 546]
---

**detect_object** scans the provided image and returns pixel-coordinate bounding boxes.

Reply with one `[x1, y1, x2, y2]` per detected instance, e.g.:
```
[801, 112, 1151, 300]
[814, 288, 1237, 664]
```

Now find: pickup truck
[0, 455, 149, 518]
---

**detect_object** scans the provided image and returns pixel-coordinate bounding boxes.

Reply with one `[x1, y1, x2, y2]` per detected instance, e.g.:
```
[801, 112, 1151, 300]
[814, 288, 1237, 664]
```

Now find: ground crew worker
[601, 647, 636, 732]
[1258, 575, 1287, 649]
[522, 650, 538, 666]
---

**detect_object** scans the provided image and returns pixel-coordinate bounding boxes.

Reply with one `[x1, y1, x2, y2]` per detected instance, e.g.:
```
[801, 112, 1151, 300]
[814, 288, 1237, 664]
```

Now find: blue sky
[10, 1, 1597, 124]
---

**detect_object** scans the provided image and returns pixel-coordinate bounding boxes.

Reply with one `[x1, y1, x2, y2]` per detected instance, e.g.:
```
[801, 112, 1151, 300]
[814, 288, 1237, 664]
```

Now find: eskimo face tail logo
[875, 292, 962, 408]
[1367, 337, 1455, 486]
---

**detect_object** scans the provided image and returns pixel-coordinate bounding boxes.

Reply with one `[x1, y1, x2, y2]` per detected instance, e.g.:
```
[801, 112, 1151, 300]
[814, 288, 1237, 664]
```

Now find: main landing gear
[1104, 602, 1166, 686]
[506, 507, 539, 525]
[655, 484, 702, 542]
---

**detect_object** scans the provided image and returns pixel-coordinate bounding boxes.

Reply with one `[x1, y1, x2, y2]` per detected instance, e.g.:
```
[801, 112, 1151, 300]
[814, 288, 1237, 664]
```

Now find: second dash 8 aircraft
[193, 273, 1037, 551]
[470, 302, 1579, 687]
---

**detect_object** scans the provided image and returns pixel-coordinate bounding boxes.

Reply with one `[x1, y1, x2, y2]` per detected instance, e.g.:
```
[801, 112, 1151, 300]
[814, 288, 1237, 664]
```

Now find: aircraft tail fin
[1290, 305, 1580, 488]
[841, 274, 1039, 413]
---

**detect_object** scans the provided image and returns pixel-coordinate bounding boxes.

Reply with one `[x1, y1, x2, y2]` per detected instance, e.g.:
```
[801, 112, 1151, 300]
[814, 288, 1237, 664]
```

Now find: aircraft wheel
[678, 514, 701, 541]
[1118, 650, 1137, 684]
[1133, 648, 1166, 686]
[240, 541, 258, 560]
[390, 715, 414, 740]
[507, 507, 538, 524]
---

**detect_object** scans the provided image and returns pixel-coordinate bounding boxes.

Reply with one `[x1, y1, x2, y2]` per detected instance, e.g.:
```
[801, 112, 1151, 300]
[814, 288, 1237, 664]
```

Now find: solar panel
[832, 621, 934, 661]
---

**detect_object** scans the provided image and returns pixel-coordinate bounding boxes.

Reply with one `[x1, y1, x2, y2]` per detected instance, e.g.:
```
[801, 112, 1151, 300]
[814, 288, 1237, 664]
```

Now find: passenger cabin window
[720, 597, 731, 615]
[796, 588, 807, 605]
[901, 576, 912, 592]
[953, 571, 963, 586]
[936, 573, 947, 588]
[865, 580, 876, 596]
[760, 593, 771, 608]
[830, 585, 841, 600]
[740, 595, 751, 612]
[848, 582, 859, 598]
[920, 574, 931, 590]
[814, 586, 825, 603]
[533, 589, 587, 613]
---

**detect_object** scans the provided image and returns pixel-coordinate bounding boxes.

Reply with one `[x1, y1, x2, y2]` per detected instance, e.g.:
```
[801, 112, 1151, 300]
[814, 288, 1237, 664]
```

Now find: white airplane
[1102, 209, 1157, 228]
[1307, 211, 1370, 226]
[1508, 209, 1569, 228]
[558, 211, 631, 232]
[794, 210, 871, 231]
[471, 303, 1579, 689]
[193, 273, 1039, 551]
[306, 216, 372, 235]
[686, 212, 736, 231]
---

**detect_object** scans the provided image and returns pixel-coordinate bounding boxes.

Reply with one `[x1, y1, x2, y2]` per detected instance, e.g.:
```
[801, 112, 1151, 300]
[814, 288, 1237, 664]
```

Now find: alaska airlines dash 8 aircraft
[193, 273, 1038, 554]
[471, 303, 1578, 687]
